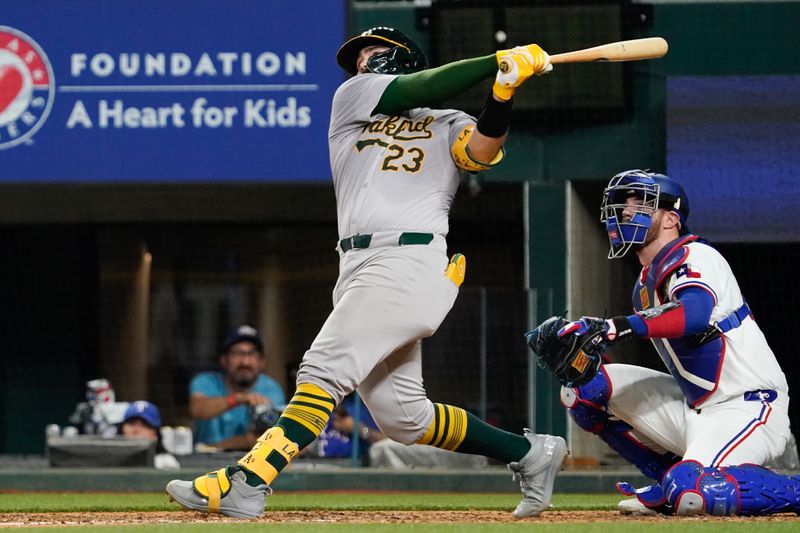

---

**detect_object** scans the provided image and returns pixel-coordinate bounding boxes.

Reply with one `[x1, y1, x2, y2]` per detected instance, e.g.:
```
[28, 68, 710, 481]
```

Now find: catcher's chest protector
[632, 234, 723, 407]
[632, 234, 699, 312]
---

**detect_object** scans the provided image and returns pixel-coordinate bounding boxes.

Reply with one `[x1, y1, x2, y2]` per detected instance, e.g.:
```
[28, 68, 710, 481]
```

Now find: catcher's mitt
[524, 316, 606, 387]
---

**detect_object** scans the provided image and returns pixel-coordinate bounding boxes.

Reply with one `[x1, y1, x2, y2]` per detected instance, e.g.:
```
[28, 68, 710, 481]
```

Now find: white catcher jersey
[328, 73, 475, 239]
[648, 240, 789, 406]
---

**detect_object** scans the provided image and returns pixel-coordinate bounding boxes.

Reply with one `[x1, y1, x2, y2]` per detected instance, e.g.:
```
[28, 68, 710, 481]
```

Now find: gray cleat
[166, 467, 270, 519]
[508, 429, 568, 518]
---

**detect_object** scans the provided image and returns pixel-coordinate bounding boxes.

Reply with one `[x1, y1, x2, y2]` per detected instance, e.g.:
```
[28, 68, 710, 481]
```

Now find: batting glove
[493, 44, 552, 101]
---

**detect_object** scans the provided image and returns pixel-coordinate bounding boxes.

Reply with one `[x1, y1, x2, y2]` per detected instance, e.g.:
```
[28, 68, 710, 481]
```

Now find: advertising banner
[0, 0, 345, 181]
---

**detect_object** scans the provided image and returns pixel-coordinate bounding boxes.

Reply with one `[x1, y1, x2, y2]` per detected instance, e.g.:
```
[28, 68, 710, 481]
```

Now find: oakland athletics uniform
[166, 27, 567, 520]
[295, 72, 474, 441]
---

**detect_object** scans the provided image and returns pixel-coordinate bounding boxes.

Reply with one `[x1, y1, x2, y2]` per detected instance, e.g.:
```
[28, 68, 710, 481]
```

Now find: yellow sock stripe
[417, 404, 468, 451]
[237, 427, 299, 485]
[431, 404, 451, 449]
[440, 405, 468, 451]
[191, 468, 230, 513]
[295, 383, 336, 408]
[292, 394, 336, 411]
[417, 403, 444, 446]
[281, 404, 331, 434]
[280, 383, 335, 435]
[417, 411, 437, 445]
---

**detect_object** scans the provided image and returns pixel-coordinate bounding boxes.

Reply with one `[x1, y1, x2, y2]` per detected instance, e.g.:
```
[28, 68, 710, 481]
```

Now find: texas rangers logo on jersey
[676, 264, 702, 279]
[0, 26, 55, 150]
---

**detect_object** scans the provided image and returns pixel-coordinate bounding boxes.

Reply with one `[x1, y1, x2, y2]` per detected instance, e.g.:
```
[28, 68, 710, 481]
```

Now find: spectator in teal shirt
[190, 325, 286, 450]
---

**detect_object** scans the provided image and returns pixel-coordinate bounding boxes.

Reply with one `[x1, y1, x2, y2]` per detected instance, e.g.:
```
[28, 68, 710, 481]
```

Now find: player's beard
[231, 367, 258, 388]
[641, 227, 659, 249]
[631, 211, 662, 254]
[640, 211, 663, 248]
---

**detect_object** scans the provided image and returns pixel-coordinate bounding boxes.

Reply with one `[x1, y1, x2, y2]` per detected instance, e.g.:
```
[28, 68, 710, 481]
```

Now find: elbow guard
[450, 125, 504, 173]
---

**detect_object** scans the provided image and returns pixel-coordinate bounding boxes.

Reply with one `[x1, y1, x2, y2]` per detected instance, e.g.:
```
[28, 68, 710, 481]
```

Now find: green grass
[1, 492, 797, 532]
[0, 492, 615, 513]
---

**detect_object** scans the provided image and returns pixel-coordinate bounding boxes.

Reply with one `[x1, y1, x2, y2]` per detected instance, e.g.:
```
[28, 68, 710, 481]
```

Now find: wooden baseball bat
[550, 37, 668, 64]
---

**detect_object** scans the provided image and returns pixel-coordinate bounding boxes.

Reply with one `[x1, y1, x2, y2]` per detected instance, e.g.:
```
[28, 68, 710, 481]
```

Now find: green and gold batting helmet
[336, 26, 429, 75]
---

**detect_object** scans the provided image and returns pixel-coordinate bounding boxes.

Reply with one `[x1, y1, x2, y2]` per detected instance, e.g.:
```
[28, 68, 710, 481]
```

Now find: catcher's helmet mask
[601, 169, 691, 259]
[336, 26, 428, 76]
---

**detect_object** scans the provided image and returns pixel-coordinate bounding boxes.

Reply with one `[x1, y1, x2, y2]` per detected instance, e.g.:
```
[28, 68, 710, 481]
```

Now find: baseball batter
[167, 27, 567, 519]
[532, 170, 797, 516]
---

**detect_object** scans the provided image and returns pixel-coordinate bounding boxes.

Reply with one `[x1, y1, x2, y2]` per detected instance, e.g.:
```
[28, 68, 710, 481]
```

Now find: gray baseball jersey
[295, 72, 479, 443]
[328, 73, 475, 239]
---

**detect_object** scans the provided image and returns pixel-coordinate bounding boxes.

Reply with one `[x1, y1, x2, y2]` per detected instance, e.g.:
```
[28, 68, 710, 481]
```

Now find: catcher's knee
[563, 368, 679, 480]
[560, 368, 612, 433]
[661, 460, 740, 516]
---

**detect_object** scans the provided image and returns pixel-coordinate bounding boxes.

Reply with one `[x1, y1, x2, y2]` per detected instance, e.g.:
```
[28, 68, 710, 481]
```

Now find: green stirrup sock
[455, 412, 531, 464]
[417, 404, 531, 464]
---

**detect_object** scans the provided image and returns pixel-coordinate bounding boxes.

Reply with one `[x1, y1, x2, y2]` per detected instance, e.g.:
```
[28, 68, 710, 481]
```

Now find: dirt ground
[1, 511, 799, 527]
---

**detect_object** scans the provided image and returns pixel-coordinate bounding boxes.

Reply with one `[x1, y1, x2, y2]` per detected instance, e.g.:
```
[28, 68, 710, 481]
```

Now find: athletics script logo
[0, 26, 54, 150]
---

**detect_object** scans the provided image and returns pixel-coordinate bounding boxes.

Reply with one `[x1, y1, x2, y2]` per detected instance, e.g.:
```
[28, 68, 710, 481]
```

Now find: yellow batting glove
[493, 44, 552, 101]
[496, 44, 552, 75]
[445, 253, 466, 287]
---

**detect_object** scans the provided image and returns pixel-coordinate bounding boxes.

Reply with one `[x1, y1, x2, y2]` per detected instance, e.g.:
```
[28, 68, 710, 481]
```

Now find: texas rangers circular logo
[0, 26, 54, 150]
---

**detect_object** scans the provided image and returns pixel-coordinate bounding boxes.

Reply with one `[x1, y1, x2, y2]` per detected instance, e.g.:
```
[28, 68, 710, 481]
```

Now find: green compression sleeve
[374, 54, 497, 116]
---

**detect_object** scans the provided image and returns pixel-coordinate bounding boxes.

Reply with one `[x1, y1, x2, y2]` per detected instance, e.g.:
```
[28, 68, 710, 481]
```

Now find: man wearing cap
[121, 400, 181, 471]
[121, 400, 162, 441]
[189, 325, 286, 450]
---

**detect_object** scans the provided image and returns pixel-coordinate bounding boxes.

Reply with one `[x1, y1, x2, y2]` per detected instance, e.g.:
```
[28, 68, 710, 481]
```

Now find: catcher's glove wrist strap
[608, 316, 636, 343]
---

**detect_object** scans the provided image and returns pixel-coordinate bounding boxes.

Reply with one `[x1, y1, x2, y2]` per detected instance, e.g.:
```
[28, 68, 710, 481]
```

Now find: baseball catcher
[526, 170, 798, 517]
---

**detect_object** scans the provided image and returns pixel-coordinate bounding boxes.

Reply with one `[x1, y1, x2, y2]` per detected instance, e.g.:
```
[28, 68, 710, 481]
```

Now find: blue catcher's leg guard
[560, 369, 681, 481]
[661, 460, 706, 515]
[721, 464, 800, 516]
[662, 461, 800, 516]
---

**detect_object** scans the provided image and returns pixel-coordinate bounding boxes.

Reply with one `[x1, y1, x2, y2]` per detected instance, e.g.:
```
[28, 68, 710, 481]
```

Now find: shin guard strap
[238, 427, 299, 484]
[192, 468, 231, 514]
